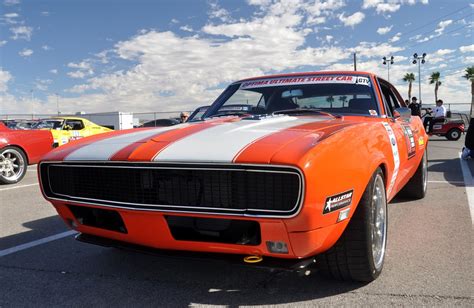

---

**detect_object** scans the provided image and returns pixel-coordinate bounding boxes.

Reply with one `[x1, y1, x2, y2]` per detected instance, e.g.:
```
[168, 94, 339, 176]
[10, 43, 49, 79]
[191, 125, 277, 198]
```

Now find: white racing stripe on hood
[64, 126, 180, 161]
[154, 116, 318, 163]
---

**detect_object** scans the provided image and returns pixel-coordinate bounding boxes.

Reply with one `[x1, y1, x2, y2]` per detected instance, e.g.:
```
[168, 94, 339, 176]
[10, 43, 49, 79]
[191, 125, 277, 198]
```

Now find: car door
[64, 119, 86, 143]
[378, 79, 421, 197]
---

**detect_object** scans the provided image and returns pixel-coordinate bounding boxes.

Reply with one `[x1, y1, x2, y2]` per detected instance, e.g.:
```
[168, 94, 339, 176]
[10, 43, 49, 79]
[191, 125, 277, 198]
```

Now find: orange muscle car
[39, 71, 428, 282]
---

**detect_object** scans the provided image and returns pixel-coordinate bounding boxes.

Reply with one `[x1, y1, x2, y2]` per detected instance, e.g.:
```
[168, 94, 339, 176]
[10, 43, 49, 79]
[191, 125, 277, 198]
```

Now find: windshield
[32, 119, 64, 129]
[207, 75, 379, 117]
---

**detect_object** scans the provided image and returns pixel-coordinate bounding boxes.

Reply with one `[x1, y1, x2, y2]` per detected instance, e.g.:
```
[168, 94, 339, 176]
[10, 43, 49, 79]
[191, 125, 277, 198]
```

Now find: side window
[390, 86, 406, 107]
[378, 80, 400, 117]
[66, 120, 84, 130]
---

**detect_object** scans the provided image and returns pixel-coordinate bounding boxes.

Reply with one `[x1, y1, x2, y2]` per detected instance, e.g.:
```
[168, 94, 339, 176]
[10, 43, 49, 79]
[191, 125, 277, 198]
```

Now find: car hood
[43, 115, 358, 164]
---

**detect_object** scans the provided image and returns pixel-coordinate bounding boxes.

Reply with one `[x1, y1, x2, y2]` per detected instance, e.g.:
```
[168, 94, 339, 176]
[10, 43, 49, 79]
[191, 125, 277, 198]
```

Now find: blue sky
[0, 0, 472, 114]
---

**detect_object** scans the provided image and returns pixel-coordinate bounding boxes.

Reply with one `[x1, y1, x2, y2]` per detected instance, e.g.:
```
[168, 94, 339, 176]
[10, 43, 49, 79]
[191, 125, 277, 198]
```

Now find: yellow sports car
[33, 117, 112, 146]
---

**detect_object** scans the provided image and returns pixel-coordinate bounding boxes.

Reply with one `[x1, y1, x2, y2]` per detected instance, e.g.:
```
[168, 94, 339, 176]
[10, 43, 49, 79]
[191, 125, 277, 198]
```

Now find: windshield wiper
[273, 108, 341, 118]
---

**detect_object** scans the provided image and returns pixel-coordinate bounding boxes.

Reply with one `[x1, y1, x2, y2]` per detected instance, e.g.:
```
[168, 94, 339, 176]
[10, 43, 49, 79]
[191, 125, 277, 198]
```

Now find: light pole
[55, 93, 60, 115]
[382, 56, 394, 81]
[412, 53, 426, 106]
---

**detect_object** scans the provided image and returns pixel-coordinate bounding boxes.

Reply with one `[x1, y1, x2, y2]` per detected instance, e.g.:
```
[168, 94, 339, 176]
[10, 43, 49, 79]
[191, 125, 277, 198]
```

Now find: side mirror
[393, 107, 411, 122]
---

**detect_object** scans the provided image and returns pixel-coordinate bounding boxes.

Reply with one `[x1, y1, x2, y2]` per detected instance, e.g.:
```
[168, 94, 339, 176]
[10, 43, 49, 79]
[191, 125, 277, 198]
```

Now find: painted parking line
[0, 183, 38, 191]
[0, 230, 77, 257]
[427, 180, 465, 185]
[459, 153, 474, 225]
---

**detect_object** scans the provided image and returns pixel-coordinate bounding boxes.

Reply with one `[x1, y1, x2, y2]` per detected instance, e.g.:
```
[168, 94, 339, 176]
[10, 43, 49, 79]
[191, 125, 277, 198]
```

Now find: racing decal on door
[402, 125, 416, 159]
[323, 190, 354, 214]
[382, 122, 400, 196]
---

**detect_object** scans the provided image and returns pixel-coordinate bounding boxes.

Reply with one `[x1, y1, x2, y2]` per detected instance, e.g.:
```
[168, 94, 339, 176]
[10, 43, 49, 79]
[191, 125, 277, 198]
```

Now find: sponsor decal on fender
[402, 125, 416, 158]
[323, 190, 354, 214]
[418, 136, 425, 148]
[382, 122, 400, 196]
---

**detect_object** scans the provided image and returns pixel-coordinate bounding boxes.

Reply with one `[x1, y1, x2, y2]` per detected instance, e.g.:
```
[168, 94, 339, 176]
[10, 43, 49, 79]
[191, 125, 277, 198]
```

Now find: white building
[75, 111, 135, 130]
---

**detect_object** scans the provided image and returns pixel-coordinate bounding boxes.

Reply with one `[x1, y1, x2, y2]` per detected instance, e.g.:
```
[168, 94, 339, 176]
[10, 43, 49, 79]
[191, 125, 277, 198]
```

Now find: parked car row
[0, 116, 113, 184]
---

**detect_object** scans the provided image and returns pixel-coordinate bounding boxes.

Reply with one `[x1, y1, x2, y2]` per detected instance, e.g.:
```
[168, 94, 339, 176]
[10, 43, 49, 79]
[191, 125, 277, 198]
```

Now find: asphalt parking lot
[1, 137, 473, 307]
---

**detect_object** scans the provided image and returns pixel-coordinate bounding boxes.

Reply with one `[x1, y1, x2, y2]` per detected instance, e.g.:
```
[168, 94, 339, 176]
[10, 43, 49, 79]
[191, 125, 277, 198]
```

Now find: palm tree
[326, 95, 334, 107]
[402, 73, 415, 100]
[429, 72, 442, 102]
[463, 66, 474, 118]
[339, 95, 347, 107]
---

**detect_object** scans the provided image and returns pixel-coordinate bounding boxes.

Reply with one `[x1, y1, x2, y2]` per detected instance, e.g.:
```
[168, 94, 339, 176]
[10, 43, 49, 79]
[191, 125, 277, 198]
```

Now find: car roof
[235, 71, 376, 83]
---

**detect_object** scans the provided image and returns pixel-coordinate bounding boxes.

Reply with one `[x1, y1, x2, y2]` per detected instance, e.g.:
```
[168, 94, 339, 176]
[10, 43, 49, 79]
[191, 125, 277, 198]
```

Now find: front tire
[399, 151, 427, 199]
[319, 168, 387, 282]
[446, 128, 461, 141]
[0, 146, 27, 184]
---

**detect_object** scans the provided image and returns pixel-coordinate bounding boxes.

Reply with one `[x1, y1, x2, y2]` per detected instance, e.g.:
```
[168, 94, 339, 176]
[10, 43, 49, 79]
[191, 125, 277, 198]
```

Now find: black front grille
[40, 163, 303, 217]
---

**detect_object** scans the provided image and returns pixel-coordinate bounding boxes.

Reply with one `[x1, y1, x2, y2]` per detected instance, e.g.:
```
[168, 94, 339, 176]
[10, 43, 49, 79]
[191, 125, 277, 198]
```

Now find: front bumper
[53, 201, 347, 259]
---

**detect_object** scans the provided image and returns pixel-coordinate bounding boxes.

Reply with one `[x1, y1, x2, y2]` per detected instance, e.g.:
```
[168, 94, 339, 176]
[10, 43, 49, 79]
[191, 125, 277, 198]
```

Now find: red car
[0, 122, 54, 184]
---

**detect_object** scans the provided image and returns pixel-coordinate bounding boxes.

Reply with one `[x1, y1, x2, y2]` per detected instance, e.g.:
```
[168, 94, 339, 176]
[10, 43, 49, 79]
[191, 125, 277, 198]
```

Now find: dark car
[141, 118, 180, 127]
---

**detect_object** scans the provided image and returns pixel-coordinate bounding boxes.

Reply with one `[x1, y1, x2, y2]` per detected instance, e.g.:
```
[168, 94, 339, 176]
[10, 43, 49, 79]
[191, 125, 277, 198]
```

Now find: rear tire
[446, 128, 461, 141]
[319, 168, 387, 282]
[398, 151, 427, 200]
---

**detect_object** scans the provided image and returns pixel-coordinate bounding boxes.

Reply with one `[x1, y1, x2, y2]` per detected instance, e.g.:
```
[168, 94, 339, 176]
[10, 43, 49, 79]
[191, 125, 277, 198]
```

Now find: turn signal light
[337, 208, 351, 222]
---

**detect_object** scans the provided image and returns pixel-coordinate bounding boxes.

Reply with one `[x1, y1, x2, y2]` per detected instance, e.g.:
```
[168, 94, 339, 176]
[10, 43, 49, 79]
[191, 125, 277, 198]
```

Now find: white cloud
[416, 19, 453, 43]
[435, 19, 452, 34]
[35, 79, 52, 91]
[247, 0, 271, 5]
[352, 41, 404, 59]
[339, 12, 365, 27]
[306, 16, 326, 25]
[68, 61, 92, 70]
[389, 32, 401, 42]
[463, 56, 474, 64]
[67, 71, 90, 79]
[376, 3, 400, 13]
[10, 26, 33, 40]
[49, 69, 58, 74]
[18, 48, 33, 57]
[59, 3, 351, 112]
[304, 0, 346, 16]
[4, 0, 20, 5]
[325, 35, 333, 43]
[0, 40, 7, 47]
[180, 25, 194, 32]
[363, 0, 429, 14]
[435, 49, 455, 56]
[67, 61, 94, 79]
[377, 25, 393, 35]
[170, 18, 179, 24]
[208, 0, 232, 22]
[41, 45, 52, 51]
[460, 44, 474, 53]
[4, 12, 18, 18]
[2, 12, 19, 24]
[41, 11, 50, 16]
[0, 69, 12, 92]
